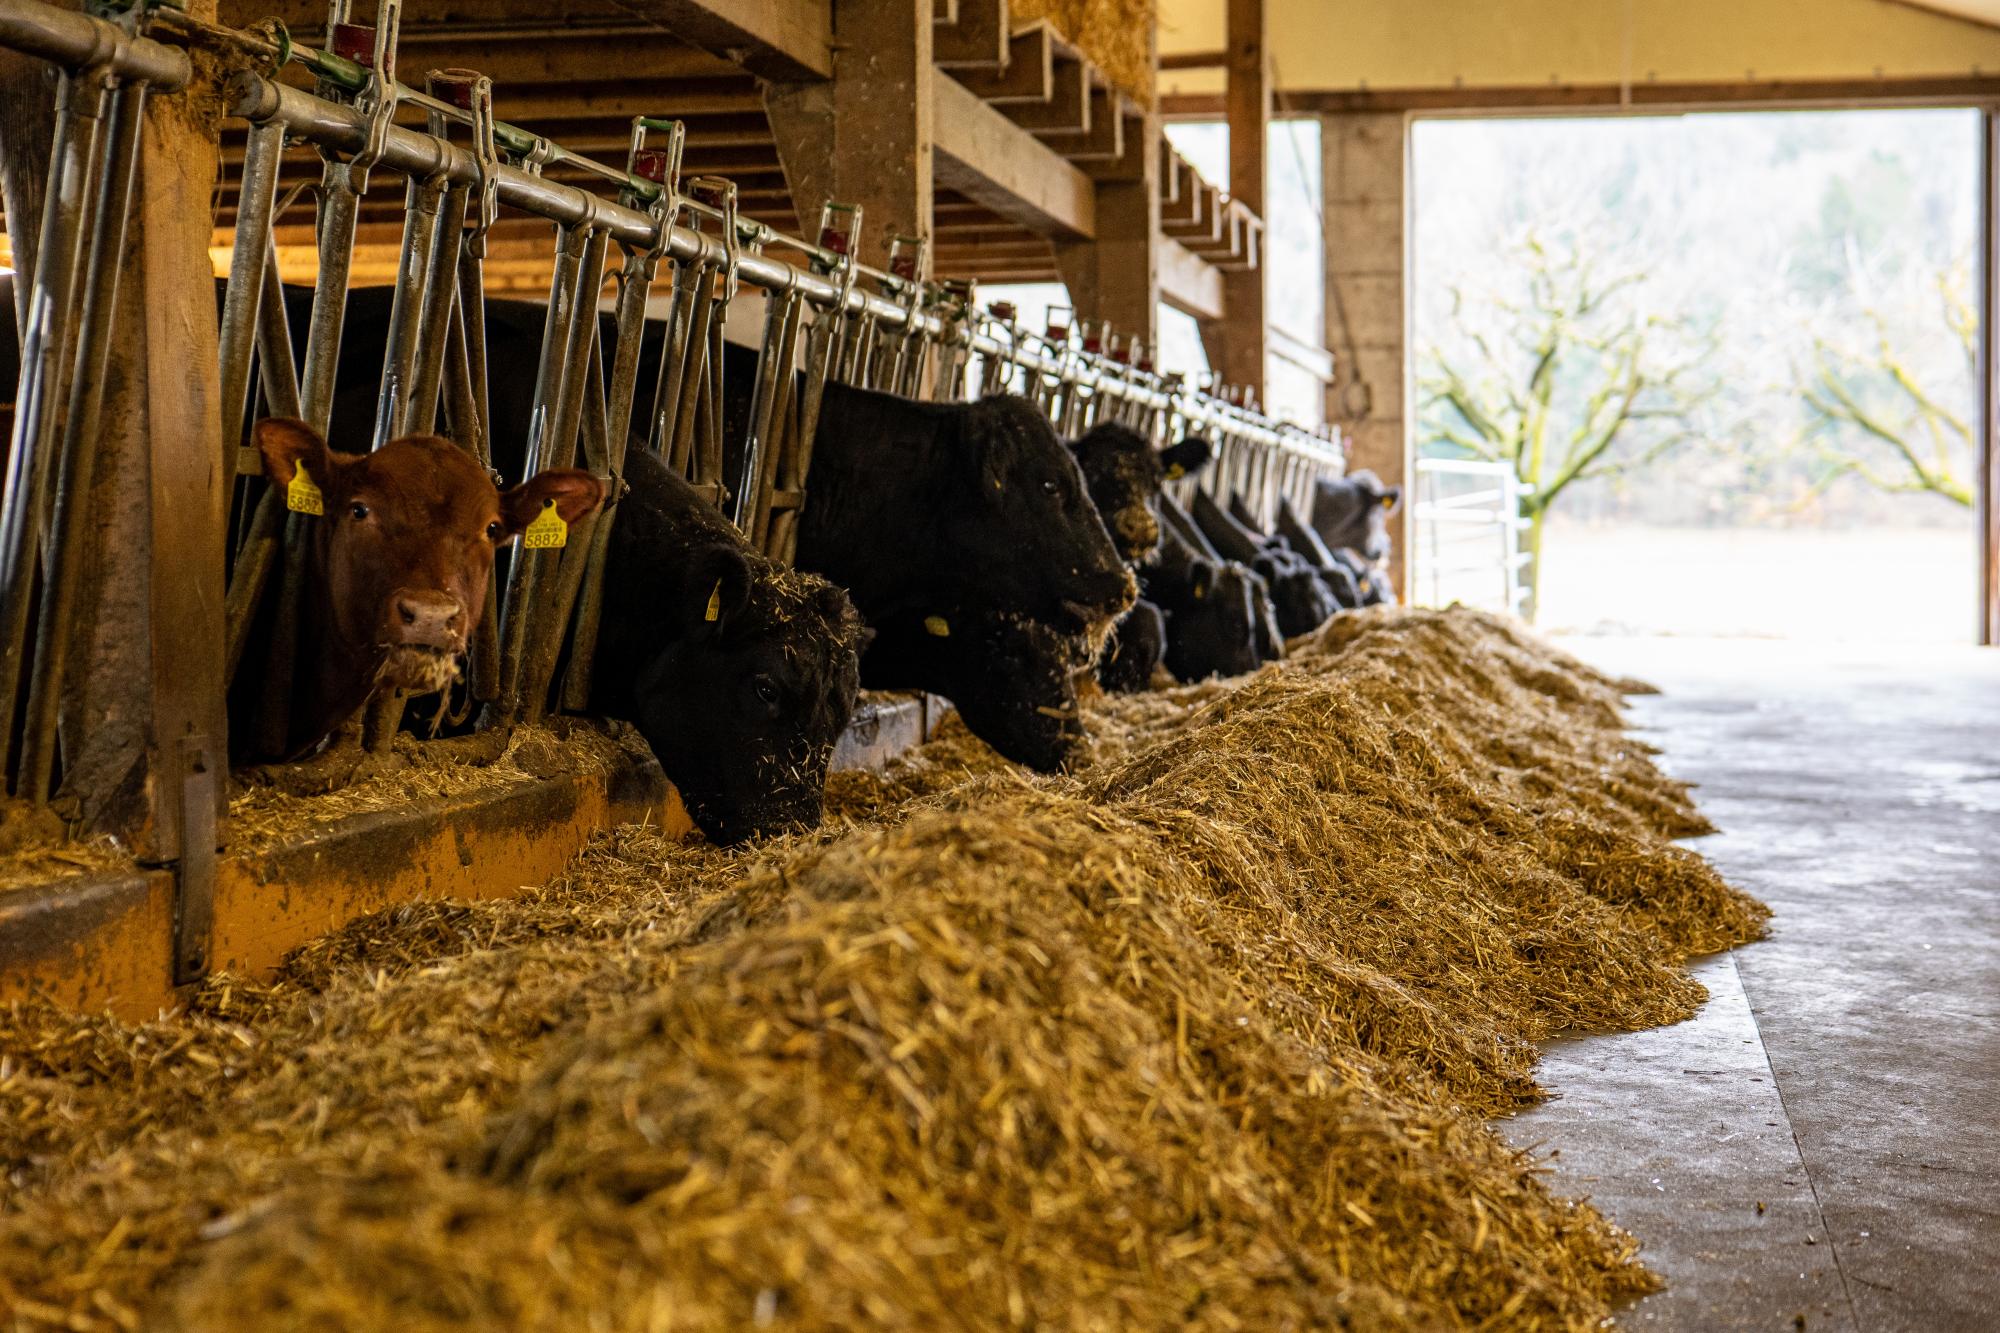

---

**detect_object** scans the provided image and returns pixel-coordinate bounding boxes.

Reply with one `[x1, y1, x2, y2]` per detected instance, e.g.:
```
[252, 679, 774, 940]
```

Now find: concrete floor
[1502, 637, 2000, 1332]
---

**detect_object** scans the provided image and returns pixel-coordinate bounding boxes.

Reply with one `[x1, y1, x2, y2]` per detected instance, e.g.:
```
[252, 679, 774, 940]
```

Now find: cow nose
[391, 590, 465, 650]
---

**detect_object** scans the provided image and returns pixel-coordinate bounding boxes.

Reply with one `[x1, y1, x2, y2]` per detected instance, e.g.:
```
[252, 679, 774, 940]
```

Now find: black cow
[593, 449, 865, 842]
[1310, 469, 1402, 564]
[1189, 490, 1338, 639]
[1065, 421, 1212, 695]
[863, 607, 1084, 771]
[1068, 422, 1211, 565]
[1142, 529, 1263, 682]
[1097, 600, 1166, 694]
[261, 287, 868, 842]
[797, 380, 1133, 639]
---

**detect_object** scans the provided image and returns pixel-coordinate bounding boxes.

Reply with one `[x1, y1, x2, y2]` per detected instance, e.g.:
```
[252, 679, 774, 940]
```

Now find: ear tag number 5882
[286, 463, 324, 516]
[524, 499, 568, 550]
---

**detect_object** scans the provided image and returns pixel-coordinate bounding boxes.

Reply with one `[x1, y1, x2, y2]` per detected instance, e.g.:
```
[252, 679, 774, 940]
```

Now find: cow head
[867, 607, 1085, 773]
[1144, 534, 1263, 683]
[625, 542, 866, 844]
[1309, 469, 1402, 562]
[1068, 422, 1213, 566]
[1251, 549, 1340, 639]
[254, 418, 602, 730]
[962, 396, 1134, 635]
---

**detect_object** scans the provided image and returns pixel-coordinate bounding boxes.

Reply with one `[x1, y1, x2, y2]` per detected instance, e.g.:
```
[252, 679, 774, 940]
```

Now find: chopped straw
[0, 607, 1767, 1330]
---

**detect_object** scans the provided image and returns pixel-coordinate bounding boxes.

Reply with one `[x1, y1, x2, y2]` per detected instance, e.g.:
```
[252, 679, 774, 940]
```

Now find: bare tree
[1418, 235, 1721, 618]
[1798, 259, 1976, 508]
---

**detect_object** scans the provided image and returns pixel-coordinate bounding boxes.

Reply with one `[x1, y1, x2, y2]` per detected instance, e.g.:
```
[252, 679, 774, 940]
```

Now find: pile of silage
[0, 606, 1767, 1331]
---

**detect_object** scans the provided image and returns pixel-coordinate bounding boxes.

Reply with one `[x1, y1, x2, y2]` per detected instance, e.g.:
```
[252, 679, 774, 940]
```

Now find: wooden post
[1054, 111, 1160, 354]
[60, 4, 226, 874]
[1215, 0, 1267, 403]
[1980, 106, 1998, 646]
[765, 0, 934, 269]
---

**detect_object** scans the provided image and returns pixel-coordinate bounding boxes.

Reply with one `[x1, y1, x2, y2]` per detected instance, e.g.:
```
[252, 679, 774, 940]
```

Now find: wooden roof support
[603, 0, 834, 81]
[1159, 237, 1224, 321]
[1032, 86, 1126, 160]
[1054, 110, 1160, 353]
[1216, 0, 1268, 402]
[1002, 48, 1090, 132]
[933, 73, 1095, 240]
[948, 22, 1055, 103]
[765, 0, 934, 265]
[934, 0, 1009, 68]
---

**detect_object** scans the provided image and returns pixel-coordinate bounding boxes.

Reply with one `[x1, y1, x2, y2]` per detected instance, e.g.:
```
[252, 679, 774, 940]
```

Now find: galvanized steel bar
[16, 78, 147, 804]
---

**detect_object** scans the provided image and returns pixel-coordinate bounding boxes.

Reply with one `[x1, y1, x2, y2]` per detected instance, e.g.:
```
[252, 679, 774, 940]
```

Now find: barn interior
[0, 0, 1996, 1328]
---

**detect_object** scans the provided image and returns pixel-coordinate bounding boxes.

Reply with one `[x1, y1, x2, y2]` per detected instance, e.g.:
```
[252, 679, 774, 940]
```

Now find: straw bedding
[1011, 0, 1156, 103]
[0, 607, 1766, 1330]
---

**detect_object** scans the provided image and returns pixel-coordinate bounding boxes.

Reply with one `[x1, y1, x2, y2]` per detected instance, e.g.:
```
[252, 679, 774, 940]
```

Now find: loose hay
[1011, 0, 1156, 103]
[0, 607, 1767, 1331]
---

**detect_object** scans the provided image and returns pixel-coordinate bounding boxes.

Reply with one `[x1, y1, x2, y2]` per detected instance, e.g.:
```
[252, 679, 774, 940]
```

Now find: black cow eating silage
[592, 449, 866, 843]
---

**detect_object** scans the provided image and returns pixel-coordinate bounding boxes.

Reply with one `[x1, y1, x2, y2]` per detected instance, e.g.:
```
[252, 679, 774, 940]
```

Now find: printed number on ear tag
[524, 499, 568, 550]
[286, 464, 324, 516]
[924, 615, 951, 637]
[704, 580, 723, 623]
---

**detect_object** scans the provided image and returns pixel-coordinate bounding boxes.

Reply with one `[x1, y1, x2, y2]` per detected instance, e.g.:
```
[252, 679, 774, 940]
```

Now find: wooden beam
[1982, 106, 1999, 645]
[1053, 111, 1160, 351]
[933, 73, 1095, 240]
[934, 0, 1009, 68]
[1164, 73, 2000, 116]
[1002, 52, 1090, 132]
[603, 0, 833, 81]
[1033, 86, 1125, 161]
[1217, 0, 1267, 401]
[1159, 237, 1223, 321]
[948, 22, 1054, 103]
[765, 0, 933, 266]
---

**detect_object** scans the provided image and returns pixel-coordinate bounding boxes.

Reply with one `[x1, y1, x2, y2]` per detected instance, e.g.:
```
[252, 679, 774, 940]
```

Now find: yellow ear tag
[924, 615, 951, 637]
[704, 580, 722, 623]
[286, 463, 324, 516]
[523, 499, 568, 550]
[1379, 495, 1396, 508]
[1193, 583, 1205, 600]
[1165, 464, 1185, 481]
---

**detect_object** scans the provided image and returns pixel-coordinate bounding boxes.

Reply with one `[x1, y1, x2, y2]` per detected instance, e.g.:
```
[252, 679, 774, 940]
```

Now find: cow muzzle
[377, 589, 468, 696]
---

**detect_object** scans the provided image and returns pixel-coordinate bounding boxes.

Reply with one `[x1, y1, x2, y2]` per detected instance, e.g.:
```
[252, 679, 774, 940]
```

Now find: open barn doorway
[1410, 109, 1987, 643]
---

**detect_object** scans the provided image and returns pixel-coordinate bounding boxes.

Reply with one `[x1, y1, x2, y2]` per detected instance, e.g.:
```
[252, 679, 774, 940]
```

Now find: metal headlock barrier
[0, 0, 1347, 838]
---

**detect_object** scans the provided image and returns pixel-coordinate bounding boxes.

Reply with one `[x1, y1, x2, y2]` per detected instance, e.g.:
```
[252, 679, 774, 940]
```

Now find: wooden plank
[1001, 51, 1090, 131]
[603, 0, 834, 81]
[1982, 106, 1998, 645]
[1053, 110, 1160, 350]
[1033, 86, 1124, 160]
[934, 0, 1010, 68]
[765, 0, 934, 261]
[1218, 0, 1268, 398]
[1165, 73, 2000, 115]
[1160, 176, 1220, 243]
[947, 22, 1054, 103]
[932, 73, 1095, 240]
[1159, 236, 1223, 320]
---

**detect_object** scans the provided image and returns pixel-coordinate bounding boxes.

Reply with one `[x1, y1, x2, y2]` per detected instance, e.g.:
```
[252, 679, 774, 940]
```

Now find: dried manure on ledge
[0, 606, 1766, 1332]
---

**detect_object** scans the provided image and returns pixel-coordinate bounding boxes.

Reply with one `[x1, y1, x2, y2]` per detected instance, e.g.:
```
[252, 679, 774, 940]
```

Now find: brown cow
[252, 418, 603, 758]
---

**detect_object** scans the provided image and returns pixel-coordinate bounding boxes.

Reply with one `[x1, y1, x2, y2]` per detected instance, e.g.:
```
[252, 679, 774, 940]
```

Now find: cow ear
[255, 417, 334, 489]
[1159, 436, 1212, 482]
[688, 542, 752, 632]
[498, 469, 604, 541]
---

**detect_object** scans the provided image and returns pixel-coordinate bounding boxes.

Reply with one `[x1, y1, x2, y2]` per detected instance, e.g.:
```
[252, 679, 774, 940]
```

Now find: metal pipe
[408, 182, 469, 434]
[0, 67, 106, 788]
[17, 78, 146, 803]
[217, 118, 283, 454]
[374, 172, 445, 446]
[0, 0, 189, 85]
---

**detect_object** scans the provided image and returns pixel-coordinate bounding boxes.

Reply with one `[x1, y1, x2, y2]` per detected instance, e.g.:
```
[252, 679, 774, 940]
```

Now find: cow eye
[751, 674, 779, 705]
[1041, 478, 1060, 497]
[349, 501, 370, 521]
[485, 519, 504, 541]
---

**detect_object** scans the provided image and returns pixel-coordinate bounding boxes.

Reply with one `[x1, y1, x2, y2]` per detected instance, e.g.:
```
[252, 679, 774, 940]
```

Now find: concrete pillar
[1321, 111, 1412, 595]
